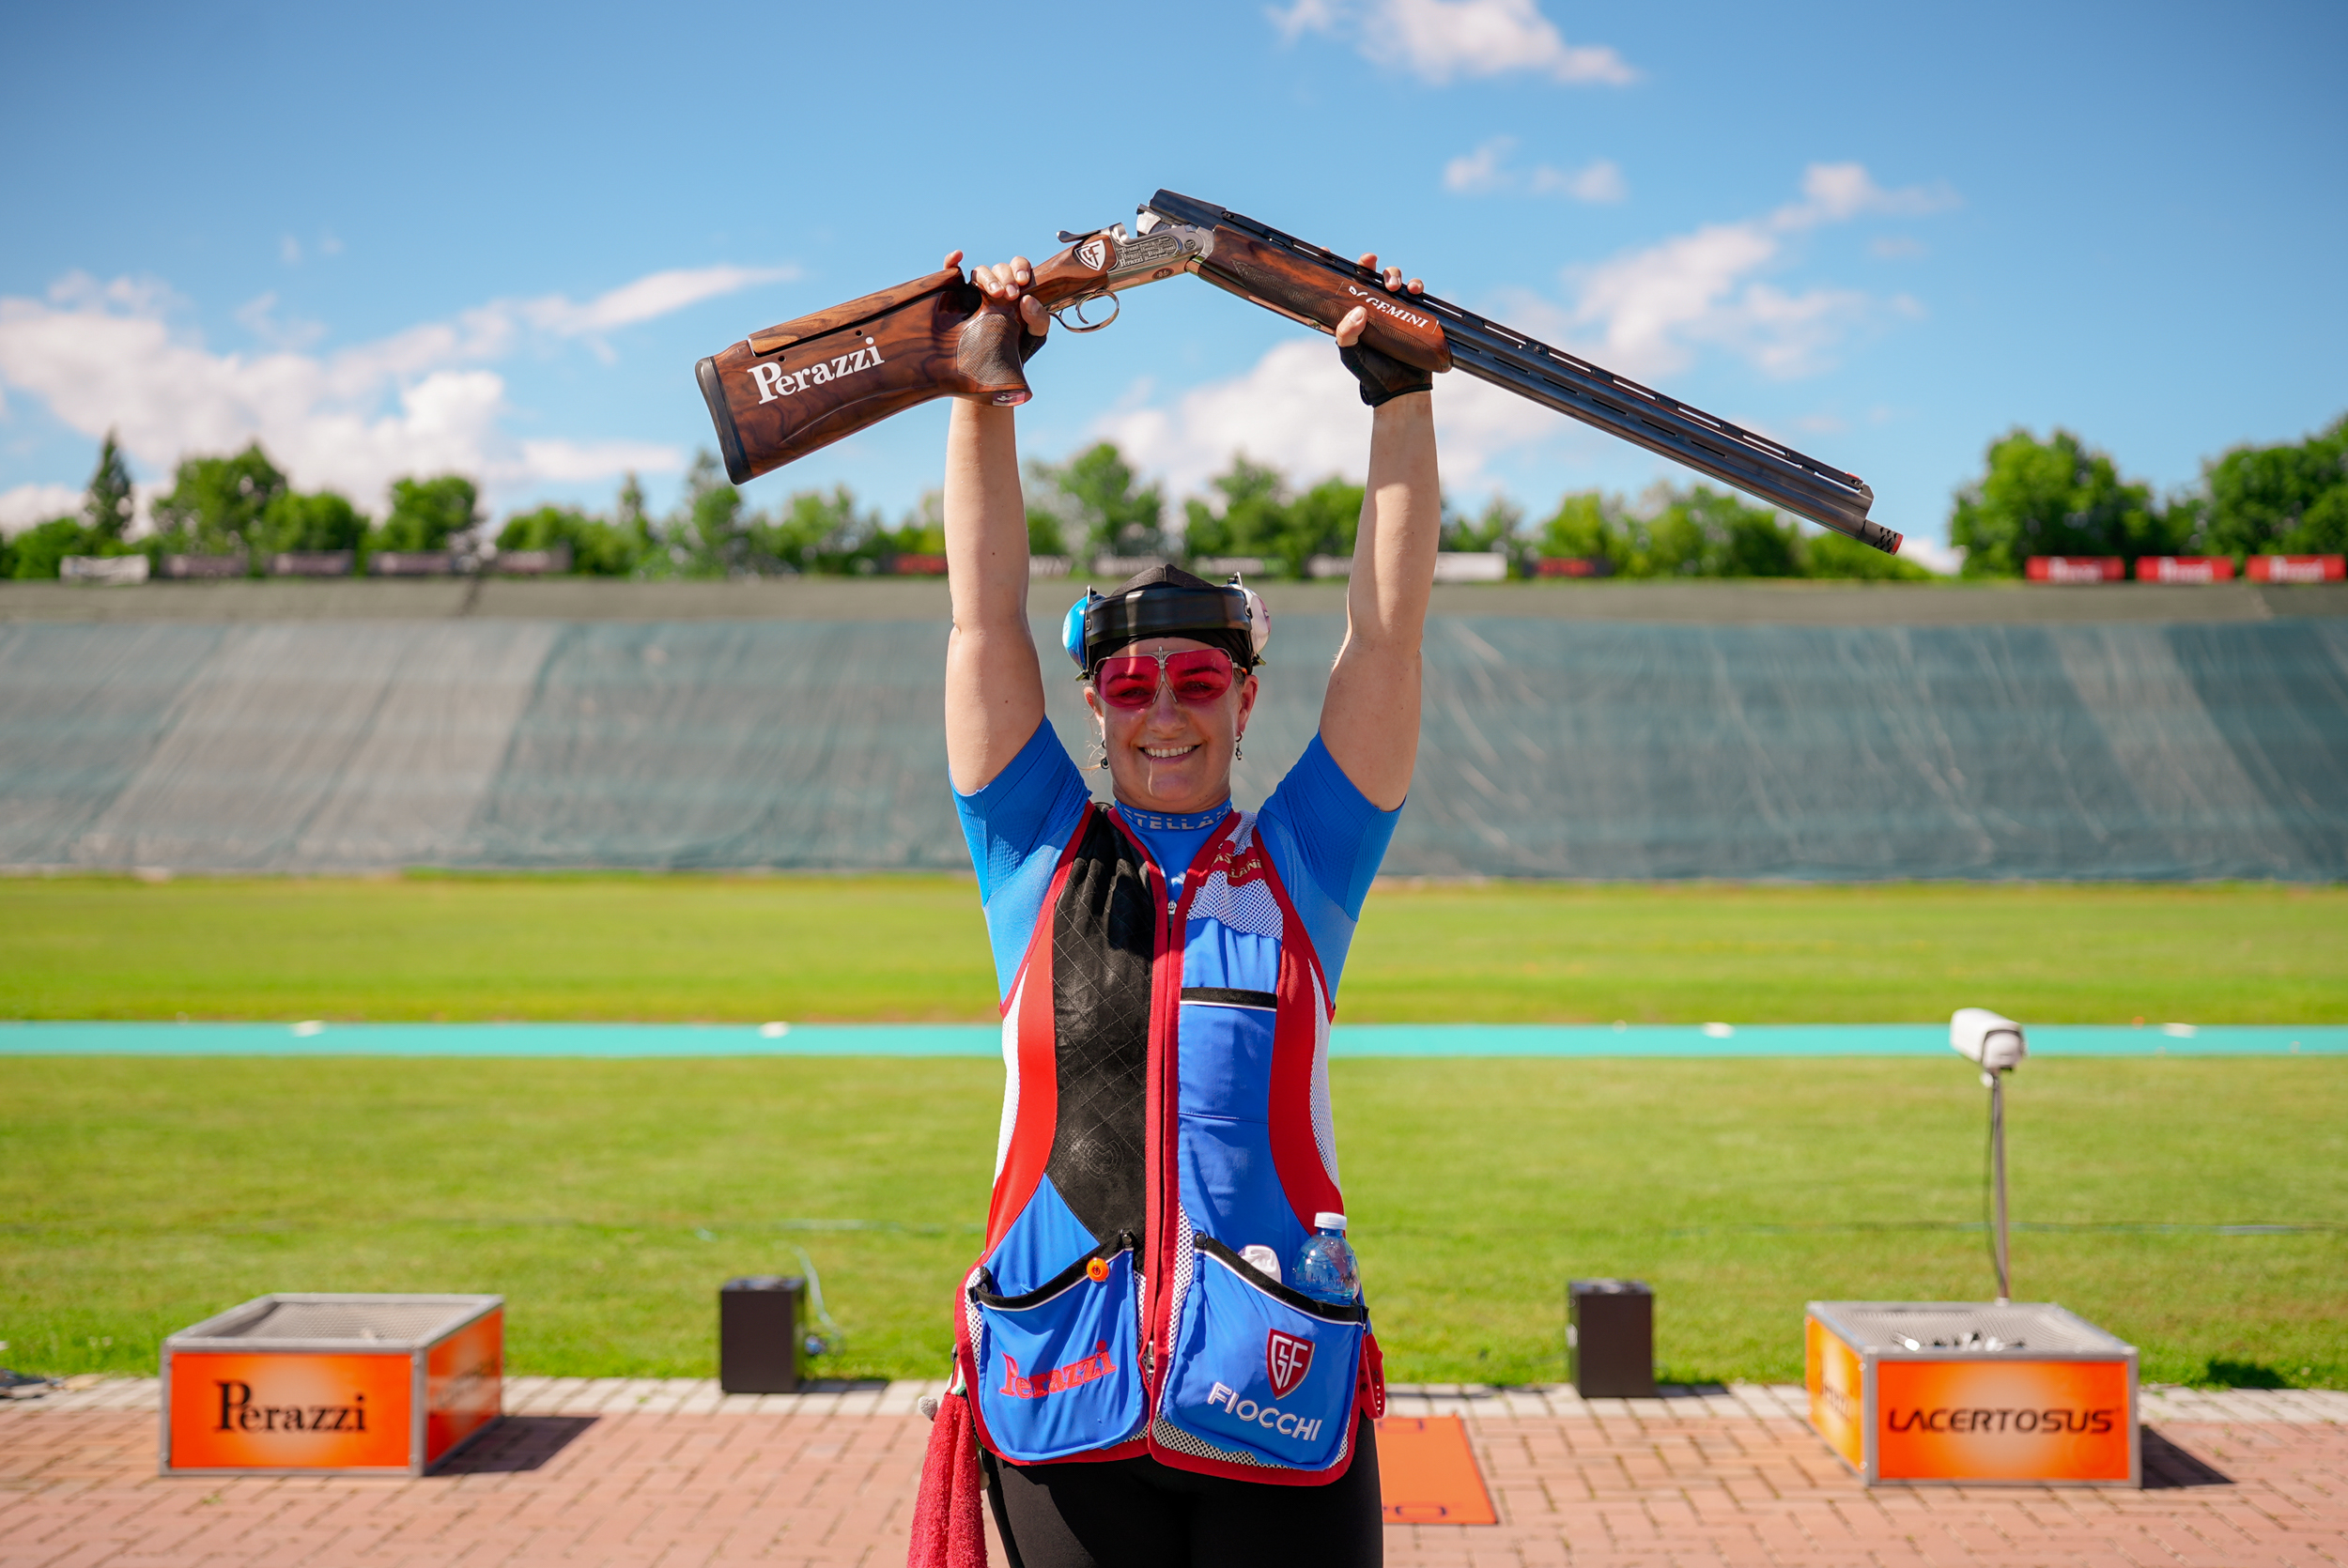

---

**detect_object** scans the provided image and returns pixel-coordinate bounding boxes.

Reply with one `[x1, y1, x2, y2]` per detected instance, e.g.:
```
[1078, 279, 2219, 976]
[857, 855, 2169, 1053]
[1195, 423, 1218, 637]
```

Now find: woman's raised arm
[1319, 257, 1443, 811]
[942, 253, 1052, 794]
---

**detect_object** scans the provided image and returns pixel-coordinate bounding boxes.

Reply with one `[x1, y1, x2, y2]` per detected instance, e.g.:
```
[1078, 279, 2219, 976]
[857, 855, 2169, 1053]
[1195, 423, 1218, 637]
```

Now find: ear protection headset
[1062, 575, 1270, 673]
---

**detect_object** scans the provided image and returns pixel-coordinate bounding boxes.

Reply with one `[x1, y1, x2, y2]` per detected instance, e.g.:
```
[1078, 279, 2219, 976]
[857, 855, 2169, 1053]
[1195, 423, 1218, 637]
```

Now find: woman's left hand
[1334, 254, 1425, 347]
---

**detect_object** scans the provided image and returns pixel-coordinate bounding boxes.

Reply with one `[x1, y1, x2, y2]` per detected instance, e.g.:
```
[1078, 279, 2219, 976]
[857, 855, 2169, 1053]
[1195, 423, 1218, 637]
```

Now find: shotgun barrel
[1141, 190, 1898, 554]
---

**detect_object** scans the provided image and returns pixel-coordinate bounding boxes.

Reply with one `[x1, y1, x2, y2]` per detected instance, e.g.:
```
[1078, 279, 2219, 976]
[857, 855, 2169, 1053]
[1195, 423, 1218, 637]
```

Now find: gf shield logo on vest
[1266, 1330, 1314, 1398]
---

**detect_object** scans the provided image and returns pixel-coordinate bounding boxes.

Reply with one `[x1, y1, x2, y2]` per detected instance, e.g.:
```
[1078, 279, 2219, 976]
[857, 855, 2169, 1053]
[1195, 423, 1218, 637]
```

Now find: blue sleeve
[1255, 731, 1401, 995]
[954, 719, 1092, 1004]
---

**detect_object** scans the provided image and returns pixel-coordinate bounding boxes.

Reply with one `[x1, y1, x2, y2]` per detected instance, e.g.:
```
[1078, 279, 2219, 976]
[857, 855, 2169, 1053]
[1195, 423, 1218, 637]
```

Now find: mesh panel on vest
[1308, 968, 1340, 1188]
[1190, 867, 1282, 939]
[1046, 810, 1153, 1248]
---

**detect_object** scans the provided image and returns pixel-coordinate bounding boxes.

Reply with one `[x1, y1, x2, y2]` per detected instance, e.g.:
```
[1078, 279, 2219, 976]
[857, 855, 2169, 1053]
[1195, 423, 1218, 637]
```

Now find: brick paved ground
[3, 1380, 2342, 1567]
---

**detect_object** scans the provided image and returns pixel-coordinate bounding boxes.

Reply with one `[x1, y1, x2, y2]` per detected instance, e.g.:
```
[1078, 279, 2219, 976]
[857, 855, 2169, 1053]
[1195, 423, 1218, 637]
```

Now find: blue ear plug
[1061, 593, 1093, 669]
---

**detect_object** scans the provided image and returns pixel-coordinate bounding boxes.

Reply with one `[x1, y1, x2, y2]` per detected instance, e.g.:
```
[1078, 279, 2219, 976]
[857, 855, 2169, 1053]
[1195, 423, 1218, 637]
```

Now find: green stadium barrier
[1, 616, 2341, 878]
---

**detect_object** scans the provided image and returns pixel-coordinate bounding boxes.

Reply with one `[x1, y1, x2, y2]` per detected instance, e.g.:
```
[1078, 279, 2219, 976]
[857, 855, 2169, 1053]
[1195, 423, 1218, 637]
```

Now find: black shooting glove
[1019, 322, 1048, 364]
[1338, 341, 1433, 407]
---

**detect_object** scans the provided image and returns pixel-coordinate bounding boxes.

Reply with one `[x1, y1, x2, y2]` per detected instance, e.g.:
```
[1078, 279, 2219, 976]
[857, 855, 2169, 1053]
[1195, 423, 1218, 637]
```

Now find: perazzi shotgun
[695, 190, 1899, 554]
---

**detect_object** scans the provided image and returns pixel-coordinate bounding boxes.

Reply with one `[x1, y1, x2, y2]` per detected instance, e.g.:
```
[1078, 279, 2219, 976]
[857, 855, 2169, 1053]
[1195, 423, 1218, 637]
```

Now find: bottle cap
[1313, 1211, 1346, 1231]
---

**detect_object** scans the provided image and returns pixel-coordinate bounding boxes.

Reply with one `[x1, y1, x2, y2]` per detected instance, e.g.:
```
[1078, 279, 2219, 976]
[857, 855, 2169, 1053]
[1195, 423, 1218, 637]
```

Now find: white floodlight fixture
[1952, 1007, 2027, 1305]
[1952, 1007, 2027, 1075]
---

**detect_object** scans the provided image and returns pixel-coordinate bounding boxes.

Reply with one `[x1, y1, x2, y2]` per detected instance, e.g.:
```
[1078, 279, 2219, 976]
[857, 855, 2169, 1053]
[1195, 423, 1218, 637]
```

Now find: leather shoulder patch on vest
[1047, 809, 1153, 1249]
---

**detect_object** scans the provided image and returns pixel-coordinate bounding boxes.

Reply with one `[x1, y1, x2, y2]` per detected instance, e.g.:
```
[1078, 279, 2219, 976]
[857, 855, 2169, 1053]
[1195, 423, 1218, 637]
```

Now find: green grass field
[3, 1056, 2340, 1389]
[3, 876, 2341, 1390]
[4, 874, 2343, 1022]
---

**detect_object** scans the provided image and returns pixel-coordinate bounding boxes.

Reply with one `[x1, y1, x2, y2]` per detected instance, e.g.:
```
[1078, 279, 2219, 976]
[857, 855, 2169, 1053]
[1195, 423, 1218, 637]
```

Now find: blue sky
[3, 0, 2341, 563]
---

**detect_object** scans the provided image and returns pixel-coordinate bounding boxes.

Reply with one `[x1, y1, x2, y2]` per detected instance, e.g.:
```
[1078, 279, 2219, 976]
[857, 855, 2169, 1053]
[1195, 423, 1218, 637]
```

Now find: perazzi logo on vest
[999, 1343, 1119, 1400]
[749, 338, 885, 404]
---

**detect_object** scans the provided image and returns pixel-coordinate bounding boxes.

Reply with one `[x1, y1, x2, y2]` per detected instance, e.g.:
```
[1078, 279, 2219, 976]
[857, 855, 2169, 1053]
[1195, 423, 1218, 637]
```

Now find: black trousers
[985, 1417, 1382, 1568]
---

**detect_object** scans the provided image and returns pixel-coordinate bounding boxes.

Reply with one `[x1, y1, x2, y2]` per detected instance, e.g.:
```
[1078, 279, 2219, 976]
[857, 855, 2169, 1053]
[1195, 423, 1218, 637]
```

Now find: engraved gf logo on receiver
[749, 337, 887, 404]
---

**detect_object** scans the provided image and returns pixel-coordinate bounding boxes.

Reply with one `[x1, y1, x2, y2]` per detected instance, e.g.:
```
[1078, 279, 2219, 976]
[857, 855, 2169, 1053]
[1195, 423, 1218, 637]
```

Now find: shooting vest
[954, 804, 1383, 1483]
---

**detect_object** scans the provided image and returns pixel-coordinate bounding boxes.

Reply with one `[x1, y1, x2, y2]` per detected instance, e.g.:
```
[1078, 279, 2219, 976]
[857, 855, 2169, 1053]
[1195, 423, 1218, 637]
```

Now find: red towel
[907, 1390, 988, 1568]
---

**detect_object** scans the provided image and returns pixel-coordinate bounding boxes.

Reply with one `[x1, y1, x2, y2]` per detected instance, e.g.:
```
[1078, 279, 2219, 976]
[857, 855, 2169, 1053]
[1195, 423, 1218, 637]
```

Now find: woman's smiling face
[1085, 637, 1258, 814]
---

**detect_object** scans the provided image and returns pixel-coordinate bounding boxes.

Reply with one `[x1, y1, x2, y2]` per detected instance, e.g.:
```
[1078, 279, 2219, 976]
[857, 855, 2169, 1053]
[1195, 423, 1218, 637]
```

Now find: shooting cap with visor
[1062, 564, 1271, 679]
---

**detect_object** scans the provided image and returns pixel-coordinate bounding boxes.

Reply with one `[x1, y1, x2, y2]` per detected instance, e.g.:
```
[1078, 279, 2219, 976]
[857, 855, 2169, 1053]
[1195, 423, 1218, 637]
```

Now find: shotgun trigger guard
[1052, 291, 1120, 333]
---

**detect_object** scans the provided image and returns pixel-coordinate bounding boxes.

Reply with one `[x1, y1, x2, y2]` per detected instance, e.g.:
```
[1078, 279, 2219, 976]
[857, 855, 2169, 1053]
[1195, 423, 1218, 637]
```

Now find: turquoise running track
[0, 1022, 2337, 1057]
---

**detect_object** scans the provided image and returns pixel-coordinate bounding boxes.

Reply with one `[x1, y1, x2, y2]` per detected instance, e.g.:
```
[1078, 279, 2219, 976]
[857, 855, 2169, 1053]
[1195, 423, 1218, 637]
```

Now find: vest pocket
[1157, 1236, 1364, 1472]
[969, 1236, 1146, 1463]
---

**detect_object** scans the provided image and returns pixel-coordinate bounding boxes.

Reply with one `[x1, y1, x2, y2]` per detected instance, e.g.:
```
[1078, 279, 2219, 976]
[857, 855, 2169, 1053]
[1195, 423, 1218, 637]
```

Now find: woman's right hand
[947, 250, 1052, 341]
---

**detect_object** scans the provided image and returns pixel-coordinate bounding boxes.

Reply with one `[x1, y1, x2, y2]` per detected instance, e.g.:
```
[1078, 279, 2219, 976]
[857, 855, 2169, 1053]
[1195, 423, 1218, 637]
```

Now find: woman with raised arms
[920, 245, 1444, 1568]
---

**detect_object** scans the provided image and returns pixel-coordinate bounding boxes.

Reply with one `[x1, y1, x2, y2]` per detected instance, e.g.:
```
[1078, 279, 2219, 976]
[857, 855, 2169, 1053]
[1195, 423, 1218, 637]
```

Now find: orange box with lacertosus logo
[1806, 1301, 2138, 1486]
[161, 1295, 502, 1476]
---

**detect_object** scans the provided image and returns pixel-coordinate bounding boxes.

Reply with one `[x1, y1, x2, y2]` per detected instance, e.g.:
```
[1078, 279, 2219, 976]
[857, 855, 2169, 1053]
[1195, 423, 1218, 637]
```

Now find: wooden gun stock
[697, 237, 1150, 484]
[1187, 227, 1452, 375]
[697, 269, 1042, 485]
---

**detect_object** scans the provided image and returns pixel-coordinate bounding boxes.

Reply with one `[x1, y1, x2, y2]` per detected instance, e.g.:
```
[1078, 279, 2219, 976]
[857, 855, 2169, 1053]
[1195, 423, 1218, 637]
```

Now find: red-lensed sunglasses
[1093, 648, 1240, 710]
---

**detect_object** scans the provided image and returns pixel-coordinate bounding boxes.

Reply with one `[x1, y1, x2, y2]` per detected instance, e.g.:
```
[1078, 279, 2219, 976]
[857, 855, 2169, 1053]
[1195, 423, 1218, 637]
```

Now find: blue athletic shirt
[953, 720, 1402, 1005]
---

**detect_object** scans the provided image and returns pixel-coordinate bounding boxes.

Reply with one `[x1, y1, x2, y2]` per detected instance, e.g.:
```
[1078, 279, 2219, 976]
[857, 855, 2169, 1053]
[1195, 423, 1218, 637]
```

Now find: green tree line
[10, 413, 2340, 582]
[3, 436, 487, 580]
[1951, 416, 2347, 576]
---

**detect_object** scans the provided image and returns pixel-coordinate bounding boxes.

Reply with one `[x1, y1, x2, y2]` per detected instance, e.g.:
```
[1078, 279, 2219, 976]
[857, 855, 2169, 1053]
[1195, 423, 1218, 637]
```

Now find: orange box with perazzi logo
[161, 1295, 502, 1476]
[1805, 1301, 2138, 1486]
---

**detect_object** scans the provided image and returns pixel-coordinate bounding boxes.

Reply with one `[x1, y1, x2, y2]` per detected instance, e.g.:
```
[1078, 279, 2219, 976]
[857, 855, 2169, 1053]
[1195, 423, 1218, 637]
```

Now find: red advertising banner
[2248, 554, 2346, 582]
[2024, 557, 2124, 582]
[2134, 556, 2233, 583]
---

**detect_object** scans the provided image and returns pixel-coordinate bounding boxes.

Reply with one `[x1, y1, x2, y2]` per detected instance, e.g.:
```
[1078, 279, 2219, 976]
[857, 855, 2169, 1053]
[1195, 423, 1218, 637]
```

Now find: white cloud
[1443, 137, 1514, 194]
[0, 261, 793, 514]
[520, 265, 798, 336]
[519, 438, 686, 483]
[1444, 137, 1626, 202]
[1529, 158, 1625, 203]
[1273, 0, 1635, 85]
[233, 292, 327, 352]
[1541, 163, 1952, 381]
[0, 483, 82, 536]
[1091, 336, 1557, 512]
[1778, 163, 1955, 229]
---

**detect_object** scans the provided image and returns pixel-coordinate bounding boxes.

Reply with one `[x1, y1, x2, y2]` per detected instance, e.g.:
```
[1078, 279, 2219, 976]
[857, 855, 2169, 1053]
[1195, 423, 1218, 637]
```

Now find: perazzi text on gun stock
[694, 190, 1899, 554]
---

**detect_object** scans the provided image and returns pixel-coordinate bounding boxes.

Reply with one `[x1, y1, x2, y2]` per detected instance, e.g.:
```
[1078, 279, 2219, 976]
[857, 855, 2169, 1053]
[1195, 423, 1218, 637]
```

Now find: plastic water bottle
[1293, 1211, 1360, 1305]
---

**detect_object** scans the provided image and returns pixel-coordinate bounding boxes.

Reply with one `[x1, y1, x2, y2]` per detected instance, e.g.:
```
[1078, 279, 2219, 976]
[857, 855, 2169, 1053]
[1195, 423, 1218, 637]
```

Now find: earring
[1234, 733, 1245, 762]
[1085, 729, 1108, 770]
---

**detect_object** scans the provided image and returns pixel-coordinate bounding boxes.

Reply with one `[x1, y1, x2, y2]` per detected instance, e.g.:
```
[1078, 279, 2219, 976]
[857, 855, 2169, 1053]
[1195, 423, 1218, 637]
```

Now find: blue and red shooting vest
[953, 803, 1385, 1483]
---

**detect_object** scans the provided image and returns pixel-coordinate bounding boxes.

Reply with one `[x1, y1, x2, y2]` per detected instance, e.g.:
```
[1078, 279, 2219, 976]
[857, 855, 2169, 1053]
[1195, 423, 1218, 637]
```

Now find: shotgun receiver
[696, 190, 1898, 554]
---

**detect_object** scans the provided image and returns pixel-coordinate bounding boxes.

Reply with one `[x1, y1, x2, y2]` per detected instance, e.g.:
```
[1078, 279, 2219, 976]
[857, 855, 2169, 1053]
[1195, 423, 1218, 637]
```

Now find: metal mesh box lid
[1811, 1301, 2133, 1356]
[167, 1294, 501, 1351]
